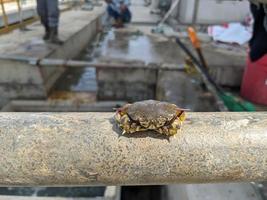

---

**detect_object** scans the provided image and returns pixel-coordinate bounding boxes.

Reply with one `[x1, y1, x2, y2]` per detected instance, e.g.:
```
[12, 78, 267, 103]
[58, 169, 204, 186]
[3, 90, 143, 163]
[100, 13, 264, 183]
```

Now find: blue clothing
[37, 0, 59, 27]
[113, 0, 130, 8]
[107, 1, 131, 23]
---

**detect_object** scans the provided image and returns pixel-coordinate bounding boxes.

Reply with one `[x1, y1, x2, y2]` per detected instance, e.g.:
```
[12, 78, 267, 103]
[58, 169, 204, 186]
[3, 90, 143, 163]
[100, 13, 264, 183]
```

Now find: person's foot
[112, 23, 124, 28]
[43, 32, 50, 40]
[48, 27, 63, 45]
[43, 26, 50, 40]
[49, 35, 64, 45]
[112, 20, 124, 28]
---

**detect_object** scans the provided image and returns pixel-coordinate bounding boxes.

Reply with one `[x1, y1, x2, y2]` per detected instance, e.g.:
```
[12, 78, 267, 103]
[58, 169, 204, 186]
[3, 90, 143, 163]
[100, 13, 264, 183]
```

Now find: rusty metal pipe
[0, 112, 266, 186]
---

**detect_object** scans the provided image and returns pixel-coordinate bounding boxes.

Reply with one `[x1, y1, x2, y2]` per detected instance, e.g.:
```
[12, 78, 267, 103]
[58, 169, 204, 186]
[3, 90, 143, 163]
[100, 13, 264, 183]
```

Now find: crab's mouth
[126, 111, 185, 130]
[125, 114, 162, 129]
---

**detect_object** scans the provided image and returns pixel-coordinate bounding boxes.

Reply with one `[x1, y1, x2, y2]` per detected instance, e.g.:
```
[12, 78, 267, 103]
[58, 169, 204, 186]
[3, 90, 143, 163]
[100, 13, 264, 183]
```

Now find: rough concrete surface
[0, 112, 266, 186]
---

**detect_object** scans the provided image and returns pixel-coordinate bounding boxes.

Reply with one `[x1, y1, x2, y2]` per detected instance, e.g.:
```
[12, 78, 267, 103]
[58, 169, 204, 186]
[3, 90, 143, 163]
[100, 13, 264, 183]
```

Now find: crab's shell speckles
[115, 100, 187, 136]
[127, 100, 178, 122]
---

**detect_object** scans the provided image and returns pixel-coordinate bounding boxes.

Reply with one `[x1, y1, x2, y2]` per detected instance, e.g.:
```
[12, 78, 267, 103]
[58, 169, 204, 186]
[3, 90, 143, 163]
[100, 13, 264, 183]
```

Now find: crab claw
[176, 110, 186, 122]
[114, 112, 122, 123]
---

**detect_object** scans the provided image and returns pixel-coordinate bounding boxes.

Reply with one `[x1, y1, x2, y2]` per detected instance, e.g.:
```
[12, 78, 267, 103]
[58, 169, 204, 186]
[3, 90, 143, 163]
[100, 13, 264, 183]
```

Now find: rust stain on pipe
[0, 112, 266, 186]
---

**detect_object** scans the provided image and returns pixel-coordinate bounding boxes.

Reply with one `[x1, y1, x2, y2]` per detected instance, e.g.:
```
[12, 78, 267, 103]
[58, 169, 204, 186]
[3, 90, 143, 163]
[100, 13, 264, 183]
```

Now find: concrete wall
[202, 46, 246, 87]
[0, 60, 46, 99]
[174, 0, 250, 24]
[96, 67, 218, 111]
[96, 68, 157, 102]
[156, 70, 218, 111]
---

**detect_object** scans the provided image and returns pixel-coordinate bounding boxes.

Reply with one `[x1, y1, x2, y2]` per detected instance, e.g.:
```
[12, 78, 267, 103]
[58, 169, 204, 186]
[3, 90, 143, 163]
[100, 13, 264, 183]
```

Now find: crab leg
[120, 115, 132, 134]
[177, 110, 186, 123]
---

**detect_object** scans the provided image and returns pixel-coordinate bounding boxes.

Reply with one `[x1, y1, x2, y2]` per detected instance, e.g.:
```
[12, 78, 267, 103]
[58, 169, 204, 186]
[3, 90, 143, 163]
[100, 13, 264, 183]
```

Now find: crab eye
[118, 109, 128, 116]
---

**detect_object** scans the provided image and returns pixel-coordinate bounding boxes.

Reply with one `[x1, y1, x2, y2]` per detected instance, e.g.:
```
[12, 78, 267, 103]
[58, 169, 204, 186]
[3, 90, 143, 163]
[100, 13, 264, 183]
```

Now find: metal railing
[0, 0, 9, 28]
[0, 0, 37, 33]
[0, 0, 84, 34]
[0, 112, 266, 186]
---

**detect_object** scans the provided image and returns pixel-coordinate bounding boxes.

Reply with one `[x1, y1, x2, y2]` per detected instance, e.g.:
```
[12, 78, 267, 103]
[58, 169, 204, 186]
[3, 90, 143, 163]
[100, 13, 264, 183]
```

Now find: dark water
[53, 68, 97, 92]
[121, 186, 165, 200]
[0, 187, 106, 197]
[257, 182, 267, 200]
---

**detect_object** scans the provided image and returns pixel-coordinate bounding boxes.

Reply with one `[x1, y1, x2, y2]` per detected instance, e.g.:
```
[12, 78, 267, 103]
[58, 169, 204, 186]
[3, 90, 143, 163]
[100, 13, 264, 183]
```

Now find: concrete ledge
[1, 100, 126, 112]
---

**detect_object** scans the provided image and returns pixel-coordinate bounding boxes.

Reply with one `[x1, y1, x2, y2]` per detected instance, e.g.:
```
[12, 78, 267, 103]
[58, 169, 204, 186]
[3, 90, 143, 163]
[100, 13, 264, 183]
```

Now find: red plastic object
[241, 55, 267, 105]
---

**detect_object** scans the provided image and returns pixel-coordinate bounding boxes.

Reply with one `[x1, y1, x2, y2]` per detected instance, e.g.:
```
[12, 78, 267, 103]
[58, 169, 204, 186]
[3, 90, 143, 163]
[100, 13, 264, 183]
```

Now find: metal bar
[16, 0, 24, 29]
[0, 0, 9, 28]
[158, 0, 180, 25]
[16, 0, 21, 17]
[0, 112, 266, 186]
[0, 1, 74, 35]
[192, 0, 199, 25]
[0, 55, 185, 71]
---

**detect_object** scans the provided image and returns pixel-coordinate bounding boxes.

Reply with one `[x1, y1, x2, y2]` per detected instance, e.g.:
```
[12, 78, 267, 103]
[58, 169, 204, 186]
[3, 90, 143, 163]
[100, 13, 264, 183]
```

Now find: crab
[115, 100, 187, 136]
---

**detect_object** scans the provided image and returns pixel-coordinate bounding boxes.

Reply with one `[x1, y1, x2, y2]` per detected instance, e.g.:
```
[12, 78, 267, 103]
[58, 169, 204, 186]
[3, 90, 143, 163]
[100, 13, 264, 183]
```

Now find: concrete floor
[94, 28, 184, 65]
[167, 183, 262, 200]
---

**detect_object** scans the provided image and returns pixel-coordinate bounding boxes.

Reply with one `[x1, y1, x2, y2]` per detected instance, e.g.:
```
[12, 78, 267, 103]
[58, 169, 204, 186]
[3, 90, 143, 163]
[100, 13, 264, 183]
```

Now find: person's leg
[121, 7, 131, 23]
[249, 3, 267, 62]
[47, 0, 63, 44]
[107, 5, 120, 20]
[47, 0, 59, 28]
[107, 5, 123, 28]
[36, 0, 49, 40]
